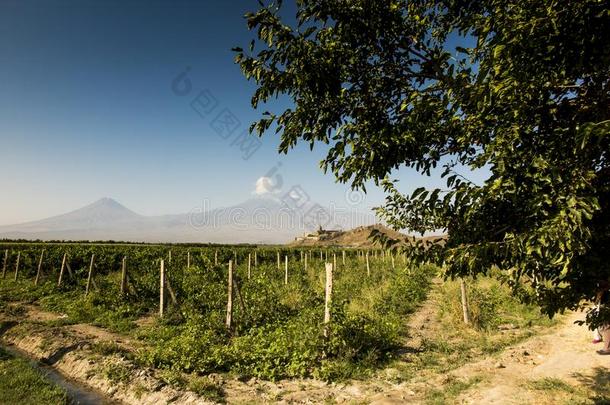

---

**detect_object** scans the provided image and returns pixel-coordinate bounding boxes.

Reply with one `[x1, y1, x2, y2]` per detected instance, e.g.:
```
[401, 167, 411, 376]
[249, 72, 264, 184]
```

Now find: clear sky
[0, 0, 487, 226]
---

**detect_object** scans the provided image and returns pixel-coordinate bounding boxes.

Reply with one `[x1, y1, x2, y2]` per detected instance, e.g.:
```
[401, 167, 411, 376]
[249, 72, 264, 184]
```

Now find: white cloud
[254, 176, 276, 195]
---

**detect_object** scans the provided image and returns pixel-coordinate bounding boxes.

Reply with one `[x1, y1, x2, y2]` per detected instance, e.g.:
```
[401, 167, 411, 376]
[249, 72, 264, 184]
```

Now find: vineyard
[0, 243, 435, 381]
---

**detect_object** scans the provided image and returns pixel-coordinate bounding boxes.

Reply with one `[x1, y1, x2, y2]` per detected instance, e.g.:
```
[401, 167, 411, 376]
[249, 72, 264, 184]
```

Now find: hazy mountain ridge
[0, 197, 378, 244]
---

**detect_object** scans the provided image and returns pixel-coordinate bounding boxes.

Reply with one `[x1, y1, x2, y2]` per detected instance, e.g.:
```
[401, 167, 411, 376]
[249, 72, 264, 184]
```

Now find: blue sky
[0, 0, 487, 226]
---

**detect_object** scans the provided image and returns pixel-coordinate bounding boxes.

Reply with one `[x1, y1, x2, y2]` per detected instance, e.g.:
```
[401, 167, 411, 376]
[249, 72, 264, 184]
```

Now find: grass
[0, 244, 570, 403]
[0, 266, 556, 386]
[102, 362, 132, 385]
[188, 377, 226, 403]
[425, 376, 484, 404]
[0, 244, 439, 382]
[524, 374, 610, 404]
[0, 346, 70, 405]
[438, 275, 556, 332]
[381, 274, 558, 388]
[527, 377, 577, 393]
[524, 377, 589, 404]
[0, 258, 437, 402]
[0, 279, 142, 334]
[90, 341, 130, 357]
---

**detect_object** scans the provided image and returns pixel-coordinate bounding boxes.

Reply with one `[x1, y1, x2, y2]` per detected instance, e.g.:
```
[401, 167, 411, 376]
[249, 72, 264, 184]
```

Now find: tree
[234, 0, 610, 324]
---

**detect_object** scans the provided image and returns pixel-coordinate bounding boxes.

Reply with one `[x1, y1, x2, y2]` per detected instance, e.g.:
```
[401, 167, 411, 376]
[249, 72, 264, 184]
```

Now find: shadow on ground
[41, 342, 86, 366]
[0, 321, 17, 337]
[574, 367, 610, 404]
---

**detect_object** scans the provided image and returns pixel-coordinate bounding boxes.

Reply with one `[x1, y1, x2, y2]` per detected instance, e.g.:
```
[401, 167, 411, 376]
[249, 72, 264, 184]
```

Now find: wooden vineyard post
[214, 250, 218, 266]
[342, 251, 345, 266]
[284, 255, 288, 285]
[65, 259, 75, 279]
[159, 260, 165, 317]
[34, 250, 45, 286]
[320, 250, 322, 261]
[324, 263, 333, 338]
[304, 253, 308, 271]
[233, 277, 248, 322]
[187, 251, 191, 269]
[300, 251, 303, 262]
[85, 254, 95, 296]
[58, 253, 67, 287]
[325, 250, 328, 262]
[169, 250, 172, 264]
[2, 250, 7, 279]
[366, 252, 370, 277]
[277, 251, 280, 270]
[234, 251, 238, 267]
[254, 251, 257, 267]
[13, 252, 21, 281]
[165, 277, 178, 306]
[248, 254, 252, 280]
[120, 257, 128, 296]
[226, 260, 233, 330]
[333, 253, 337, 271]
[460, 279, 471, 325]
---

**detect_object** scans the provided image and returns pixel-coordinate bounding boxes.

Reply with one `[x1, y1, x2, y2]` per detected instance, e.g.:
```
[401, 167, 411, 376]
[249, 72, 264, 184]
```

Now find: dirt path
[23, 304, 144, 351]
[371, 308, 609, 404]
[402, 278, 444, 351]
[362, 293, 609, 404]
[454, 310, 609, 404]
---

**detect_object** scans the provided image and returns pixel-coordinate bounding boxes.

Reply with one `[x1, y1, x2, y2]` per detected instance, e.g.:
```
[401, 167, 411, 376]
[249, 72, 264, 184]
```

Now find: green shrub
[439, 277, 551, 330]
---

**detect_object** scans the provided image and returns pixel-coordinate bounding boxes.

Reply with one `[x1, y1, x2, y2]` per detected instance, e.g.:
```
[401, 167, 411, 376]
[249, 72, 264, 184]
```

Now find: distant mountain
[0, 197, 379, 244]
[2, 198, 142, 233]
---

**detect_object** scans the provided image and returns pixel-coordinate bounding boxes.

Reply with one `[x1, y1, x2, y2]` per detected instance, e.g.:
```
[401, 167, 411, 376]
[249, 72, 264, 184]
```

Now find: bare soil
[2, 292, 608, 404]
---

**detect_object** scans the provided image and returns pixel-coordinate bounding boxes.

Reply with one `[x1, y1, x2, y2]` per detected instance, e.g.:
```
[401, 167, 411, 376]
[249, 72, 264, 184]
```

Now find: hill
[290, 224, 411, 248]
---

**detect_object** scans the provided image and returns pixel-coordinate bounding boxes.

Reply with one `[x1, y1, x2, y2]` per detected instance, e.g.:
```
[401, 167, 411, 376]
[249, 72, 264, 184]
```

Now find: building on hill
[294, 226, 342, 242]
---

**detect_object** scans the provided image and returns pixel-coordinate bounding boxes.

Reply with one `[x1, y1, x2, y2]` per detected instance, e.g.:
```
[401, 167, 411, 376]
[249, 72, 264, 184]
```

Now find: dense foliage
[235, 1, 610, 321]
[0, 243, 434, 380]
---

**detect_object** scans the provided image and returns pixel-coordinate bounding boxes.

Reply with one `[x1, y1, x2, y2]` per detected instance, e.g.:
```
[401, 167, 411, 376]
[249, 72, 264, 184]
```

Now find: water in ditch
[1, 343, 119, 405]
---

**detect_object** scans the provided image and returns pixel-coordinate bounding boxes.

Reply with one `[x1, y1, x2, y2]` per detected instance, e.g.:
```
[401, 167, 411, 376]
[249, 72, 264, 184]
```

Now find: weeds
[90, 341, 129, 357]
[0, 347, 70, 404]
[188, 377, 226, 402]
[102, 362, 132, 385]
[527, 377, 576, 393]
[425, 376, 484, 404]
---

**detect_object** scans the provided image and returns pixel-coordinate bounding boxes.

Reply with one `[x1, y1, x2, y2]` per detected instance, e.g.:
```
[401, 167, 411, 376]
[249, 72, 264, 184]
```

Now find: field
[0, 243, 434, 381]
[0, 242, 572, 403]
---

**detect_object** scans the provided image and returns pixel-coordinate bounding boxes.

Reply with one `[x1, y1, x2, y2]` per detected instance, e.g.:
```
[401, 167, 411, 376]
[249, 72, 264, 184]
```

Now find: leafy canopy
[235, 0, 610, 321]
